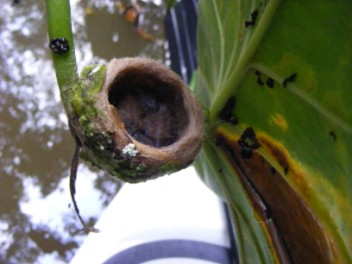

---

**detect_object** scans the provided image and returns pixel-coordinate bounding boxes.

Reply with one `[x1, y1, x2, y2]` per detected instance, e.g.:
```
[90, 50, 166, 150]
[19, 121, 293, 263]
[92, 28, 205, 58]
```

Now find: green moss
[80, 64, 107, 94]
[69, 64, 107, 131]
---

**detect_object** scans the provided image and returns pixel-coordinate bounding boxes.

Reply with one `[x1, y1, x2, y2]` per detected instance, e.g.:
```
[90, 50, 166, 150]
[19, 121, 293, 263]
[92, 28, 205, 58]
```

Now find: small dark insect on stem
[282, 73, 297, 88]
[70, 144, 100, 233]
[49, 37, 70, 54]
[245, 10, 258, 27]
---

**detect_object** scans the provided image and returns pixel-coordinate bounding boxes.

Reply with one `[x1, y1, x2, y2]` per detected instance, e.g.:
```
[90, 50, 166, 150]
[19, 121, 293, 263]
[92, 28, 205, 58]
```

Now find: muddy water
[0, 0, 167, 263]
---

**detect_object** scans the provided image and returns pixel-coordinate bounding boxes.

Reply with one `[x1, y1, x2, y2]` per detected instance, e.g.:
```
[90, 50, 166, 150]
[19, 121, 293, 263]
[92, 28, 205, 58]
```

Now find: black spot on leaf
[282, 73, 297, 88]
[270, 166, 276, 175]
[255, 70, 264, 86]
[266, 78, 274, 88]
[238, 127, 261, 159]
[264, 208, 272, 220]
[245, 10, 258, 27]
[329, 131, 337, 141]
[218, 96, 239, 125]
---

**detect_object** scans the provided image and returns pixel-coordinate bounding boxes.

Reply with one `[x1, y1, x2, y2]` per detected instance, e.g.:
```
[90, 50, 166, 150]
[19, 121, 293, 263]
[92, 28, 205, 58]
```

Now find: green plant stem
[209, 0, 281, 122]
[46, 0, 78, 105]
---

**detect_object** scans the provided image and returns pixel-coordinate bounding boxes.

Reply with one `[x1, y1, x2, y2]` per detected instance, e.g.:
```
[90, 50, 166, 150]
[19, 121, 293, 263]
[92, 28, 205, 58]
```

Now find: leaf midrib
[251, 62, 352, 134]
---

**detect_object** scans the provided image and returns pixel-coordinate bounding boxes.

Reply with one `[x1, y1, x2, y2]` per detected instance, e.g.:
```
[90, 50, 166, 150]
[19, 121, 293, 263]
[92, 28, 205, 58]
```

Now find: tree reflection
[28, 225, 79, 258]
[0, 0, 165, 263]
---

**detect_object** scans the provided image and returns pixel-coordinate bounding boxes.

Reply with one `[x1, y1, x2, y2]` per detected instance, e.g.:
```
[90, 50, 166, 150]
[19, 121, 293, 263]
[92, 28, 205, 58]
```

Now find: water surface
[0, 0, 167, 263]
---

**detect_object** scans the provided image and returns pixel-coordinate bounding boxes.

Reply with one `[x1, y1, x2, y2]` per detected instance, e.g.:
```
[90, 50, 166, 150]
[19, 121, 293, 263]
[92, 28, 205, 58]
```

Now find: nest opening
[108, 68, 189, 147]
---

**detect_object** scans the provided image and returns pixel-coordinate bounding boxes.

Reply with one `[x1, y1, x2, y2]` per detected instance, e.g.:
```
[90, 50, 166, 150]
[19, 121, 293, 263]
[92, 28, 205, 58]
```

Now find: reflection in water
[0, 0, 166, 263]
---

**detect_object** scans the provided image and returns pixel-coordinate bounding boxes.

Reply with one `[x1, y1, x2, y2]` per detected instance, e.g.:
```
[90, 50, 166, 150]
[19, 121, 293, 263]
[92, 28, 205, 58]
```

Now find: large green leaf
[194, 0, 352, 263]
